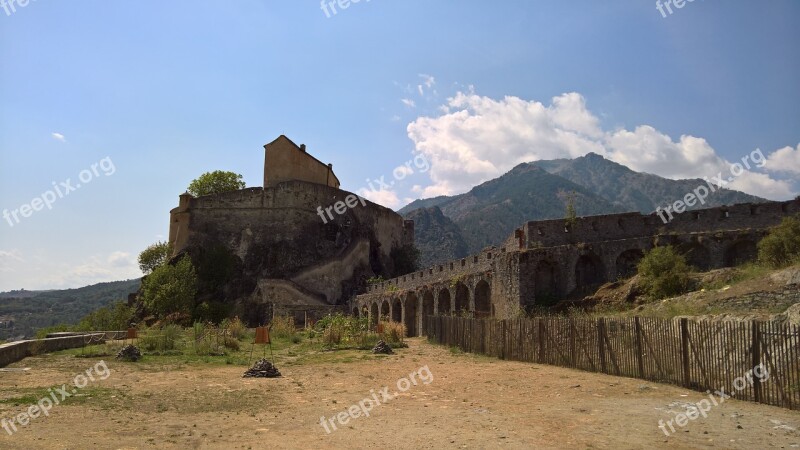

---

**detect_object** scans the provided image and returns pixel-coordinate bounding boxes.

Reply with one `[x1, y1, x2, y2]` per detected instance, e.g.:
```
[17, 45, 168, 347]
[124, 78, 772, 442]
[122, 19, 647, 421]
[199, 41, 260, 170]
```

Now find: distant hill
[400, 153, 767, 267]
[0, 279, 140, 340]
[532, 152, 764, 213]
[405, 206, 470, 268]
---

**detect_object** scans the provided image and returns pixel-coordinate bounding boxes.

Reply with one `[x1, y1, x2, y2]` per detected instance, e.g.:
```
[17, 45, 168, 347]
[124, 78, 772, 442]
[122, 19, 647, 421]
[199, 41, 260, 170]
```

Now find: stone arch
[380, 299, 390, 321]
[454, 282, 470, 313]
[677, 242, 711, 271]
[404, 292, 418, 337]
[724, 240, 757, 267]
[615, 249, 644, 279]
[437, 288, 451, 315]
[422, 290, 435, 321]
[575, 253, 605, 288]
[534, 259, 560, 305]
[474, 279, 491, 317]
[370, 302, 379, 327]
[391, 297, 402, 323]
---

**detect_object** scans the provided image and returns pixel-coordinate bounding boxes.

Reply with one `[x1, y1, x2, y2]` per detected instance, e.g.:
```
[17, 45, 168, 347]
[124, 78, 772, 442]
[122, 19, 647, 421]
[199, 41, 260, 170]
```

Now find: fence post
[569, 318, 576, 368]
[680, 318, 690, 387]
[500, 320, 507, 360]
[752, 321, 762, 403]
[634, 317, 644, 378]
[538, 318, 546, 364]
[597, 318, 607, 373]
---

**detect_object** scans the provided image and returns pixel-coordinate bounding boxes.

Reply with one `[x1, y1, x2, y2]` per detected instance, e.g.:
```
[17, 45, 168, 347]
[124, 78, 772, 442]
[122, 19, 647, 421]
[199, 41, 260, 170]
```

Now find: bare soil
[0, 338, 798, 449]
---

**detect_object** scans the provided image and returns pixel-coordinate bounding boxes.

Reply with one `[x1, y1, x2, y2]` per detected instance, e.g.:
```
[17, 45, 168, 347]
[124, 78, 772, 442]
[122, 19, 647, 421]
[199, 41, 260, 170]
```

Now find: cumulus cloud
[765, 144, 800, 174]
[406, 91, 797, 200]
[357, 187, 402, 209]
[51, 132, 66, 142]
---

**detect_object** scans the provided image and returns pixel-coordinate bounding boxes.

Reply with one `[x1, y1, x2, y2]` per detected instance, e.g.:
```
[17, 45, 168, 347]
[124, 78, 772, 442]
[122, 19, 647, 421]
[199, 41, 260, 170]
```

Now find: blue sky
[1, 0, 798, 291]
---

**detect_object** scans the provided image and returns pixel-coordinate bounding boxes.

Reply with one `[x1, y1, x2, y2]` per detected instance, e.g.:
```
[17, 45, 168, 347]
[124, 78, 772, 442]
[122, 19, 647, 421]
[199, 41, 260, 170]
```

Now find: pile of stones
[372, 340, 394, 354]
[243, 359, 282, 378]
[116, 345, 142, 362]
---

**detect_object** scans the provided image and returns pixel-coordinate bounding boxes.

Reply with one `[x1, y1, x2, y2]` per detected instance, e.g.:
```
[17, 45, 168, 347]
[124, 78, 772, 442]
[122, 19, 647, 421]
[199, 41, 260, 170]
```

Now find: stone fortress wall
[354, 199, 800, 337]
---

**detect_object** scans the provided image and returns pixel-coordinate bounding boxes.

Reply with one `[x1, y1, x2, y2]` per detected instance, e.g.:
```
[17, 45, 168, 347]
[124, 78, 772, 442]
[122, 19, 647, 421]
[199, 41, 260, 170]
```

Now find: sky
[0, 0, 798, 291]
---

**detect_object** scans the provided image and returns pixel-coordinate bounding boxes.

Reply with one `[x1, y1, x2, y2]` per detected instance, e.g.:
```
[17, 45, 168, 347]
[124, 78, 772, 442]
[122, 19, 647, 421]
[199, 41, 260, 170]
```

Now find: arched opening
[677, 243, 711, 271]
[534, 260, 559, 306]
[615, 249, 644, 279]
[724, 240, 757, 267]
[352, 306, 359, 317]
[422, 290, 435, 332]
[437, 289, 451, 315]
[370, 302, 379, 328]
[474, 280, 491, 317]
[404, 293, 418, 337]
[391, 298, 402, 323]
[454, 282, 470, 313]
[380, 300, 390, 321]
[575, 254, 605, 289]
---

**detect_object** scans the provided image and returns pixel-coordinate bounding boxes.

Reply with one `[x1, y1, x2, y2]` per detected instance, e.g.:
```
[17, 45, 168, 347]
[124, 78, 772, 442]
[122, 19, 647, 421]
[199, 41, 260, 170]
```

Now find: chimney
[300, 144, 306, 152]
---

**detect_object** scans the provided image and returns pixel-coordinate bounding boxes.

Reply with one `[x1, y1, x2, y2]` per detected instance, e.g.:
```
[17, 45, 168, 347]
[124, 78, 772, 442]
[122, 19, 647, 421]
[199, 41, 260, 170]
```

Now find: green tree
[637, 246, 692, 300]
[140, 255, 198, 319]
[187, 170, 245, 197]
[758, 214, 800, 268]
[77, 301, 135, 331]
[564, 191, 577, 227]
[138, 241, 172, 274]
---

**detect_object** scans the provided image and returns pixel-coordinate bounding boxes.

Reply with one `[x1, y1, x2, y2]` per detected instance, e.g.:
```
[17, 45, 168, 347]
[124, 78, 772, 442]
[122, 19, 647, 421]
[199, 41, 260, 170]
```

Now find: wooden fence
[424, 315, 800, 410]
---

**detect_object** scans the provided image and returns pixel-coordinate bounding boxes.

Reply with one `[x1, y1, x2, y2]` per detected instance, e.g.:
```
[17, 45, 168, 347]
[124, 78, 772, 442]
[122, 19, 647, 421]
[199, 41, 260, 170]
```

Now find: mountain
[401, 154, 767, 267]
[0, 279, 141, 340]
[532, 152, 764, 212]
[405, 206, 470, 268]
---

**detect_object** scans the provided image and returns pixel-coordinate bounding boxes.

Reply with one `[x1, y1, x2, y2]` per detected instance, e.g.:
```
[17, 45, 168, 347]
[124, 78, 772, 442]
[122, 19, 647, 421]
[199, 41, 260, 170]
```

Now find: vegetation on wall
[140, 255, 198, 320]
[758, 214, 800, 268]
[637, 246, 692, 300]
[186, 170, 246, 197]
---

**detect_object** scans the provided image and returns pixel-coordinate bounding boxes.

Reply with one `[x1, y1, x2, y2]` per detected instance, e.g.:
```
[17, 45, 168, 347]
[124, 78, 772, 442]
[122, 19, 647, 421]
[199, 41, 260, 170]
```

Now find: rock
[116, 345, 142, 362]
[243, 358, 281, 378]
[372, 340, 394, 354]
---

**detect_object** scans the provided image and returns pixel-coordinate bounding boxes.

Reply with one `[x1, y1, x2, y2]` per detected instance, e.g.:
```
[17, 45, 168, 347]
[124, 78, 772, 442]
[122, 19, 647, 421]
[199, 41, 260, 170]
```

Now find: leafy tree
[76, 301, 135, 331]
[187, 170, 245, 197]
[564, 191, 577, 226]
[637, 246, 692, 300]
[140, 255, 198, 319]
[138, 241, 172, 274]
[758, 214, 800, 268]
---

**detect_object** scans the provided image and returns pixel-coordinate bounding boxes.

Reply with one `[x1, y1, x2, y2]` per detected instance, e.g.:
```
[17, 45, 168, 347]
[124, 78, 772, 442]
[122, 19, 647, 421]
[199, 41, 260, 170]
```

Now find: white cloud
[356, 187, 402, 209]
[419, 73, 435, 89]
[406, 90, 797, 200]
[0, 250, 23, 273]
[108, 251, 136, 268]
[765, 144, 800, 174]
[51, 132, 66, 142]
[401, 98, 416, 108]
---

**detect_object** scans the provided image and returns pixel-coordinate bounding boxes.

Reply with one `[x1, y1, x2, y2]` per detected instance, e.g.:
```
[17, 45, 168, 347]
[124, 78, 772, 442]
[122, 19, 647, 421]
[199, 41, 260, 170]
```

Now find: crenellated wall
[354, 199, 800, 333]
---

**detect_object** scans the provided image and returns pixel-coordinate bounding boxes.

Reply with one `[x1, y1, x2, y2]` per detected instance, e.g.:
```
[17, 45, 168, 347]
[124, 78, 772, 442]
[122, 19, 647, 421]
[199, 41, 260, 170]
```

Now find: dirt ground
[0, 338, 799, 449]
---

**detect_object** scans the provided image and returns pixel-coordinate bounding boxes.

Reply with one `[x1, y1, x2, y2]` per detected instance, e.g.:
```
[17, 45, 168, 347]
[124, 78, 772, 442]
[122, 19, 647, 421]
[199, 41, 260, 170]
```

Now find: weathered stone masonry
[354, 199, 800, 336]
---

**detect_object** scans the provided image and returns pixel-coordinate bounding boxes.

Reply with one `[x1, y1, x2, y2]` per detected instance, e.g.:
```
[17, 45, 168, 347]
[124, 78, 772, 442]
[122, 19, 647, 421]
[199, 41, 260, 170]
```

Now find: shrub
[637, 246, 692, 300]
[380, 320, 406, 344]
[140, 324, 182, 352]
[140, 255, 198, 320]
[758, 215, 800, 268]
[222, 316, 247, 340]
[270, 316, 296, 340]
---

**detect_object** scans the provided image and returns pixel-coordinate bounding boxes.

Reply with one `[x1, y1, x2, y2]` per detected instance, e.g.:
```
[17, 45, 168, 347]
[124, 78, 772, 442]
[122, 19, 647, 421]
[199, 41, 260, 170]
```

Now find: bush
[139, 324, 182, 352]
[637, 246, 692, 300]
[270, 316, 296, 340]
[140, 255, 198, 320]
[380, 321, 406, 344]
[222, 316, 247, 340]
[758, 215, 800, 268]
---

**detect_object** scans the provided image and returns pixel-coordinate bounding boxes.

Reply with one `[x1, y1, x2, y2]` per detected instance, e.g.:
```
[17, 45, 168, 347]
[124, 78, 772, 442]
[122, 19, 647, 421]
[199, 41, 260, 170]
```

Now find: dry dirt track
[0, 338, 798, 449]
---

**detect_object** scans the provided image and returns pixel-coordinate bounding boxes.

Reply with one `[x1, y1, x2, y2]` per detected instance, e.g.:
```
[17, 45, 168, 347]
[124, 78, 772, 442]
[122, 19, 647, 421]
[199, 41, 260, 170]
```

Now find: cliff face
[168, 182, 415, 325]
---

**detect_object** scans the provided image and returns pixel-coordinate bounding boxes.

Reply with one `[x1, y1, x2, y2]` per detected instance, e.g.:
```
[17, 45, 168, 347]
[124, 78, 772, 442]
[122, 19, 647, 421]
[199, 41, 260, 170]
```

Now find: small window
[461, 259, 466, 267]
[473, 256, 479, 263]
[487, 252, 492, 260]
